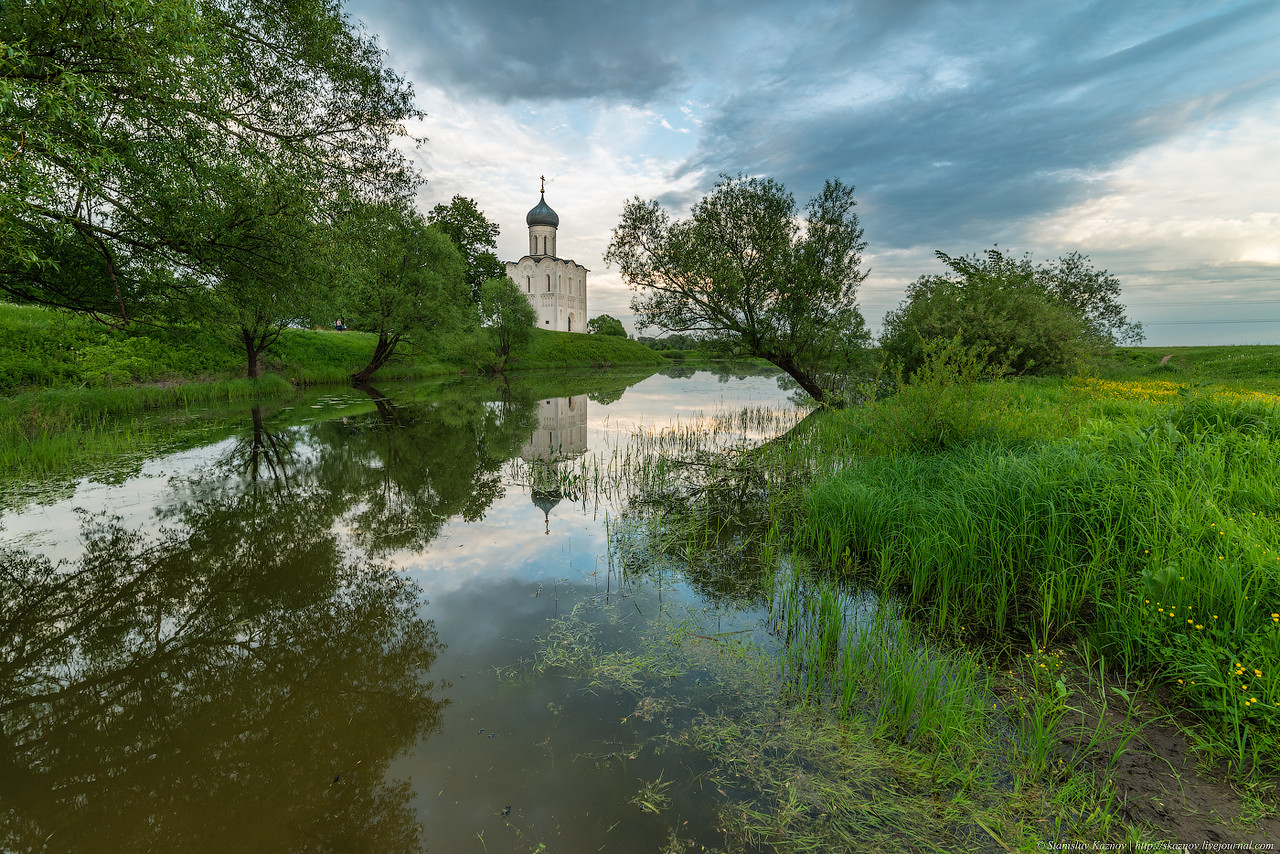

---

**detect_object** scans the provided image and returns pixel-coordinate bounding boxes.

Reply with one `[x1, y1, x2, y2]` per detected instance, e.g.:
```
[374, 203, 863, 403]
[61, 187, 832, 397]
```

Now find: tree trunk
[350, 331, 398, 384]
[772, 354, 838, 407]
[244, 328, 263, 378]
[354, 383, 400, 425]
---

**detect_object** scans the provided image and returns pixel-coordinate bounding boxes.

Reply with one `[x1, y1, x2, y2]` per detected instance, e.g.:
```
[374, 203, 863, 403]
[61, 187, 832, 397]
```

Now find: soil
[1055, 673, 1280, 847]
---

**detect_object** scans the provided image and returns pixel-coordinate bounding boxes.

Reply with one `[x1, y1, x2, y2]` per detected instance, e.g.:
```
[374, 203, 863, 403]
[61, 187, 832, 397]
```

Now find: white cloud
[1028, 102, 1280, 344]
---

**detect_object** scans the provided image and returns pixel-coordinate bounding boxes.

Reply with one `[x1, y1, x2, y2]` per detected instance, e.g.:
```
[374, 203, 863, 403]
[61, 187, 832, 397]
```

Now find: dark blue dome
[526, 192, 559, 228]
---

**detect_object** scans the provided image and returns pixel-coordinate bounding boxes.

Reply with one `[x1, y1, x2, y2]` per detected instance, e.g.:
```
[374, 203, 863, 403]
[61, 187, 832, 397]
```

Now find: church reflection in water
[521, 395, 588, 533]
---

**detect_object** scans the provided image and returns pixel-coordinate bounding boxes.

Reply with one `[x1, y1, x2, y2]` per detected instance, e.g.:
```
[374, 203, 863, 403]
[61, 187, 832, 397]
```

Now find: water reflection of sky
[2, 367, 800, 853]
[398, 369, 796, 594]
[388, 369, 799, 852]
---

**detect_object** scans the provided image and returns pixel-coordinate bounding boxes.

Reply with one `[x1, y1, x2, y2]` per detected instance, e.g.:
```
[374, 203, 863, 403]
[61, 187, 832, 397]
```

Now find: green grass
[516, 328, 666, 369]
[1095, 345, 1280, 392]
[0, 303, 447, 393]
[0, 304, 665, 394]
[579, 376, 1279, 844]
[797, 383, 1280, 776]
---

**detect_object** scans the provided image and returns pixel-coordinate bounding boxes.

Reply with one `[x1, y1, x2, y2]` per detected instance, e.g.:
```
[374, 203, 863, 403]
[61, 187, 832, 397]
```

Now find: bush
[586, 314, 627, 337]
[860, 335, 1021, 453]
[880, 249, 1108, 379]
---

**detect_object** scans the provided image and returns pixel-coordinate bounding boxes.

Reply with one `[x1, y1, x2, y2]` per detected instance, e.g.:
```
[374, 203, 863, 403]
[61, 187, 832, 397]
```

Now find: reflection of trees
[1, 376, 570, 851]
[0, 507, 445, 852]
[226, 405, 296, 485]
[309, 380, 539, 556]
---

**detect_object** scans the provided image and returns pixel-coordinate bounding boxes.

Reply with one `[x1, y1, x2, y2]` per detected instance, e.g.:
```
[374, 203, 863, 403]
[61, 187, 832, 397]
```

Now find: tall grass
[766, 561, 993, 757]
[0, 376, 296, 488]
[799, 388, 1280, 773]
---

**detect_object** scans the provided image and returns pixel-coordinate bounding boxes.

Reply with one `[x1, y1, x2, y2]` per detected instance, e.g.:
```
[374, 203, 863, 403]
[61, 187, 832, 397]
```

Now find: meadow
[572, 344, 1280, 847]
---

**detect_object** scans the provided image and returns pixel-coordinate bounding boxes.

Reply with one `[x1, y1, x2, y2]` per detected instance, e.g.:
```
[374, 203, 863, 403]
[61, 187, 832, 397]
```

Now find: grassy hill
[518, 328, 665, 370]
[0, 304, 666, 399]
[1094, 345, 1280, 393]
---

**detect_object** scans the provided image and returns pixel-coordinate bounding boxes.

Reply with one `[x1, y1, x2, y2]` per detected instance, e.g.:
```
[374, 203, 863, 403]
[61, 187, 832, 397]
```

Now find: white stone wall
[528, 225, 556, 258]
[504, 255, 588, 333]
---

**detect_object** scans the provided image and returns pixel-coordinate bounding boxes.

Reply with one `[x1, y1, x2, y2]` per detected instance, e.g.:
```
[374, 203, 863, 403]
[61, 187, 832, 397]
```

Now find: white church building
[505, 183, 588, 333]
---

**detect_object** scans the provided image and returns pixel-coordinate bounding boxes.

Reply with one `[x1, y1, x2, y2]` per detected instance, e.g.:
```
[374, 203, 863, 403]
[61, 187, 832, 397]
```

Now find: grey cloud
[348, 0, 754, 103]
[347, 0, 976, 104]
[674, 0, 1280, 251]
[350, 0, 1280, 282]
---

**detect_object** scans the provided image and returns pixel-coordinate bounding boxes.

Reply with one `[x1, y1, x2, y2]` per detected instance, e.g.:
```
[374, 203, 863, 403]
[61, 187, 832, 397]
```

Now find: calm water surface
[1, 368, 800, 852]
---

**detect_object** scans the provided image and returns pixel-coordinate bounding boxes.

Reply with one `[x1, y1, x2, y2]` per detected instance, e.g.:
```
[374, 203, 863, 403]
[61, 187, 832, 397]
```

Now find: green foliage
[800, 388, 1280, 773]
[479, 276, 536, 371]
[586, 313, 627, 337]
[426, 195, 503, 303]
[519, 328, 665, 370]
[860, 334, 1021, 453]
[607, 173, 870, 404]
[636, 333, 702, 351]
[1, 0, 419, 325]
[1040, 251, 1144, 346]
[0, 302, 465, 396]
[881, 249, 1090, 378]
[336, 201, 473, 383]
[881, 248, 1143, 382]
[191, 171, 334, 377]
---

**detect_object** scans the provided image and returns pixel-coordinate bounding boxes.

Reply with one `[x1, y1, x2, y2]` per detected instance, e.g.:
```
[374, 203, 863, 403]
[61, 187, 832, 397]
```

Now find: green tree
[586, 314, 627, 337]
[338, 201, 472, 384]
[1035, 250, 1144, 345]
[190, 171, 328, 378]
[880, 247, 1139, 378]
[479, 276, 536, 371]
[606, 174, 869, 405]
[1, 0, 419, 322]
[426, 195, 506, 303]
[880, 249, 1086, 378]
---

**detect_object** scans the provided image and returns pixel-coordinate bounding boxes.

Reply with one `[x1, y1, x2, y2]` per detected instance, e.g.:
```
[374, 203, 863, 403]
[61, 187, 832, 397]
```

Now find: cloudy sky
[347, 0, 1280, 346]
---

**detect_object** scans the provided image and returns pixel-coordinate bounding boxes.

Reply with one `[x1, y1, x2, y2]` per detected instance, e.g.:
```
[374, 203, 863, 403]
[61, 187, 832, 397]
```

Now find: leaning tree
[606, 174, 869, 405]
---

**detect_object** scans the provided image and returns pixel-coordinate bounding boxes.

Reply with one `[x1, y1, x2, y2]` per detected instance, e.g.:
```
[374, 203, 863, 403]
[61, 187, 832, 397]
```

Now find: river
[1, 366, 802, 853]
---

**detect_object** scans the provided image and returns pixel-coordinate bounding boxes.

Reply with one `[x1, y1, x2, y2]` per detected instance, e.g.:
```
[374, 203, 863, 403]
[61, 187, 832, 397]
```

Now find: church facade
[504, 186, 588, 333]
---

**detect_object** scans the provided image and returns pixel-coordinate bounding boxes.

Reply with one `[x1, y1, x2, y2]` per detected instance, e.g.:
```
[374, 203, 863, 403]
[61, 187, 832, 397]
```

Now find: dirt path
[1057, 680, 1280, 846]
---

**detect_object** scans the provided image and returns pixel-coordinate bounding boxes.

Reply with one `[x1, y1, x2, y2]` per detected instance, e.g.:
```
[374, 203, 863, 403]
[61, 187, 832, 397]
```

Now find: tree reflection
[0, 509, 445, 852]
[1, 373, 648, 851]
[309, 380, 539, 557]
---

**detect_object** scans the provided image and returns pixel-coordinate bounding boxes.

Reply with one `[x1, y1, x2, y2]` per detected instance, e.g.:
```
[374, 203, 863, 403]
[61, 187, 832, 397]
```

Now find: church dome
[526, 192, 559, 228]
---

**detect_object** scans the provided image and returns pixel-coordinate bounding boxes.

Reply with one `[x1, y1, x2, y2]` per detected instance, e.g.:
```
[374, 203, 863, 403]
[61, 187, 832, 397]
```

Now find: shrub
[860, 334, 1020, 453]
[880, 249, 1108, 379]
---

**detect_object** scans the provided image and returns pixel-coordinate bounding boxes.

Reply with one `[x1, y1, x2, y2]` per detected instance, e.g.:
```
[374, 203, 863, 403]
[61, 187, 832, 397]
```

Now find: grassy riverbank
[0, 303, 665, 490]
[805, 381, 1280, 738]
[786, 374, 1280, 842]
[0, 303, 664, 396]
[574, 364, 1280, 847]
